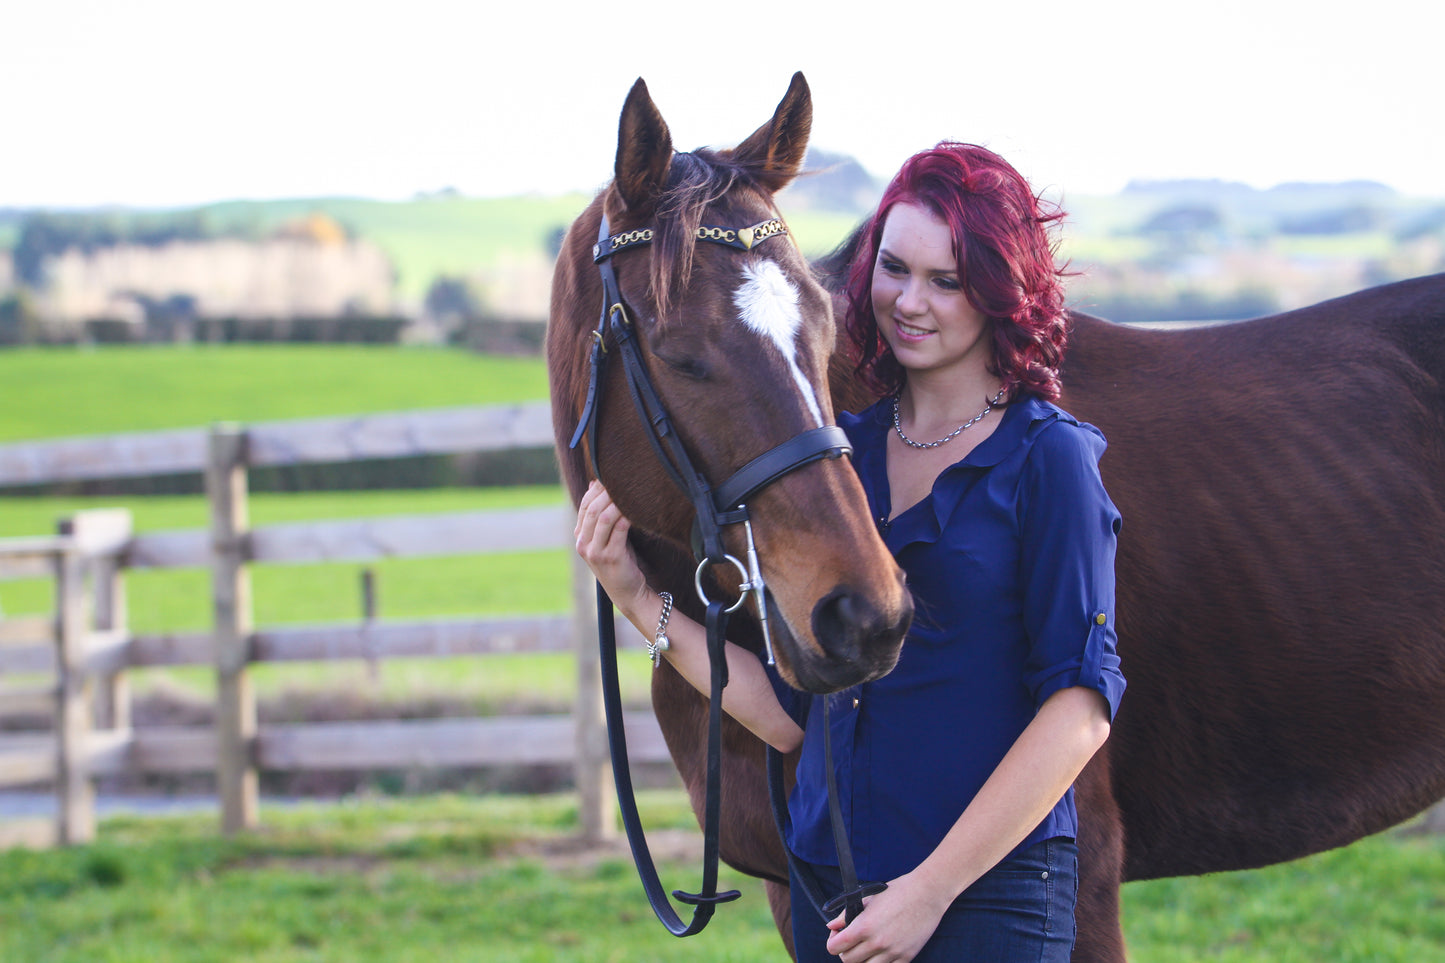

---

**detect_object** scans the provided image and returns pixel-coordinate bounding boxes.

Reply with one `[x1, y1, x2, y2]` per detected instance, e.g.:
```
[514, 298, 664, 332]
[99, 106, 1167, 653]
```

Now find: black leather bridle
[569, 209, 878, 936]
[572, 213, 850, 579]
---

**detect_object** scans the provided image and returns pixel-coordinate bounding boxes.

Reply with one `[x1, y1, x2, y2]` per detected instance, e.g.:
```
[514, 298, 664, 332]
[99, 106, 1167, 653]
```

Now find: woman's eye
[879, 258, 905, 275]
[934, 276, 961, 291]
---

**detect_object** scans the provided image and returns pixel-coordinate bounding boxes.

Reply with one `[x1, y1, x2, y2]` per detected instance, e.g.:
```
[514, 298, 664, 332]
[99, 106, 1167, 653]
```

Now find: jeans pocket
[933, 838, 1078, 955]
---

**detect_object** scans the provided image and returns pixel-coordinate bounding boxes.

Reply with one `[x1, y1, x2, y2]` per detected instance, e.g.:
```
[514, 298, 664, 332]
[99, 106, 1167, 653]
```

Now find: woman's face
[871, 201, 992, 380]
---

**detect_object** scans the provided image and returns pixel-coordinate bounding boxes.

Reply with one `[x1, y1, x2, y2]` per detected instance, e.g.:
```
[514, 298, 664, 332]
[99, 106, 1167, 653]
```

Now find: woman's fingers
[575, 480, 603, 536]
[574, 482, 647, 608]
[575, 481, 630, 564]
[574, 486, 599, 548]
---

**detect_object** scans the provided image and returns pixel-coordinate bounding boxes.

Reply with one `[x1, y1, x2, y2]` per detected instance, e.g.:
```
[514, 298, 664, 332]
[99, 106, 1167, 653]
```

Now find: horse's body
[1058, 280, 1445, 959]
[549, 75, 1445, 962]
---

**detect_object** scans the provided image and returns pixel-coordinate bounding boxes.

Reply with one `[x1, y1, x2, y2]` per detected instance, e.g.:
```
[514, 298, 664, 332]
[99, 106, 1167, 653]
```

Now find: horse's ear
[615, 78, 673, 214]
[731, 71, 812, 194]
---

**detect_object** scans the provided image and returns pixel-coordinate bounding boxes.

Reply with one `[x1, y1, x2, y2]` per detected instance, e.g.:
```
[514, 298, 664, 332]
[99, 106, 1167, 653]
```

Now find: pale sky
[4, 0, 1440, 208]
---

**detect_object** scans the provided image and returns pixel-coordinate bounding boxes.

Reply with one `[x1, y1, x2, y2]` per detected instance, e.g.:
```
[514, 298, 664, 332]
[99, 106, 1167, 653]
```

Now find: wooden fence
[0, 404, 667, 848]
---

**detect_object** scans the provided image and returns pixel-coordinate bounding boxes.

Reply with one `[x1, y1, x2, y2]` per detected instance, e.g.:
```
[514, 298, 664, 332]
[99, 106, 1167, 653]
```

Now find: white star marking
[732, 260, 824, 426]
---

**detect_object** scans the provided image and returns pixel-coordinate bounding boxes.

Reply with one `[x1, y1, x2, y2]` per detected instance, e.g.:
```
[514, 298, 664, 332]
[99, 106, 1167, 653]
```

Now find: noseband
[569, 210, 856, 936]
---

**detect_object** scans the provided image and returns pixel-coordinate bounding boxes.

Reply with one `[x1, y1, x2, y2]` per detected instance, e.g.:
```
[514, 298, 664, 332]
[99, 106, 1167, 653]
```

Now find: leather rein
[570, 209, 864, 936]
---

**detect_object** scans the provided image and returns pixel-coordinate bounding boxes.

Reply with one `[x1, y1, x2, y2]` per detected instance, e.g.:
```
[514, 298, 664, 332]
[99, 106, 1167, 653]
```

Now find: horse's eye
[662, 356, 708, 380]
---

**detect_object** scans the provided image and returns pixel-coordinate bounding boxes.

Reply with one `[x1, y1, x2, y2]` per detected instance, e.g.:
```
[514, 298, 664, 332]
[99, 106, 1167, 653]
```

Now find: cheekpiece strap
[593, 218, 788, 262]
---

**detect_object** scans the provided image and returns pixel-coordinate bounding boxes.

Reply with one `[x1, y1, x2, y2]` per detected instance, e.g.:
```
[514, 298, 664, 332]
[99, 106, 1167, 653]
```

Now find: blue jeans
[789, 838, 1078, 962]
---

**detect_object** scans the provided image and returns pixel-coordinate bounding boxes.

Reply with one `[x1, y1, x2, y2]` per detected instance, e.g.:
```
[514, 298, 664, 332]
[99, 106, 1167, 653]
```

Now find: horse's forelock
[649, 150, 747, 324]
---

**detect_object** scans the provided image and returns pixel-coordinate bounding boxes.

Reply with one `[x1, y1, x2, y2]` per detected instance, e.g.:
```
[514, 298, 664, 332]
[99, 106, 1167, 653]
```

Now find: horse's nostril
[812, 589, 888, 665]
[794, 587, 910, 692]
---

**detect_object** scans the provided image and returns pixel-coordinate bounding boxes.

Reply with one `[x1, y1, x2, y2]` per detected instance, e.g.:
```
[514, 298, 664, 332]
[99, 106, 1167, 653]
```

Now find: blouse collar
[843, 394, 1069, 551]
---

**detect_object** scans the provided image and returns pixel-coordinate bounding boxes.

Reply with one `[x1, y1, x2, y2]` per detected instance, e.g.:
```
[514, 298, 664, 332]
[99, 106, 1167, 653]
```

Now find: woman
[576, 142, 1124, 962]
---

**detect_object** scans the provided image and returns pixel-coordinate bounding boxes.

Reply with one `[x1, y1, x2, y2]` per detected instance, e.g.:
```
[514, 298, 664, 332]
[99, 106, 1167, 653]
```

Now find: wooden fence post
[53, 524, 94, 845]
[572, 551, 615, 844]
[207, 423, 258, 833]
[77, 510, 133, 732]
[361, 568, 380, 683]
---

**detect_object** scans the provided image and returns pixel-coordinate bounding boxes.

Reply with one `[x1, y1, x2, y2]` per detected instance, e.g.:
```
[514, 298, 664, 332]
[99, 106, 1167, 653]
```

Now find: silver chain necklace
[892, 387, 1008, 449]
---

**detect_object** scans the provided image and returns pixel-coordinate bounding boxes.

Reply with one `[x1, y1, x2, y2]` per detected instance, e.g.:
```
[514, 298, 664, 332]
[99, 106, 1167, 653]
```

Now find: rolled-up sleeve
[1018, 421, 1126, 720]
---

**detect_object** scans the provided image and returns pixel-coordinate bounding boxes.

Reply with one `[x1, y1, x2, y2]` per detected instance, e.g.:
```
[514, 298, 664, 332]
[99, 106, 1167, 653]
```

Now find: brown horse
[1055, 283, 1445, 960]
[548, 71, 912, 930]
[550, 74, 1445, 961]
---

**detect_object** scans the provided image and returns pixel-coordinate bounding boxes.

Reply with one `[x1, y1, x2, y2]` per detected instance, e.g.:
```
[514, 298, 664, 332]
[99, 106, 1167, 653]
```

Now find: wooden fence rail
[0, 403, 654, 848]
[0, 402, 553, 486]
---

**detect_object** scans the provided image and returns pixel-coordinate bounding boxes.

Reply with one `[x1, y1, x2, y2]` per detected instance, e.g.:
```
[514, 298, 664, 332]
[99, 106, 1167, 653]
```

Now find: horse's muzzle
[781, 585, 911, 694]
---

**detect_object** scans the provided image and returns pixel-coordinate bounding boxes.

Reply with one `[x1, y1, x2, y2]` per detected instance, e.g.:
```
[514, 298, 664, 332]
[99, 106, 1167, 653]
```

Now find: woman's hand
[574, 481, 650, 617]
[576, 482, 804, 753]
[823, 871, 947, 963]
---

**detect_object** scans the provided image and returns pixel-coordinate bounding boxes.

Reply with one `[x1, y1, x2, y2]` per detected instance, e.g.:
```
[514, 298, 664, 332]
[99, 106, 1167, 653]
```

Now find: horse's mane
[813, 220, 869, 296]
[647, 149, 746, 324]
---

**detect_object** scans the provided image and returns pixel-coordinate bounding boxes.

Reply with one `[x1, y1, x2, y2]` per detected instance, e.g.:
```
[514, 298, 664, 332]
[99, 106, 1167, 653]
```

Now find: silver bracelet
[647, 591, 673, 668]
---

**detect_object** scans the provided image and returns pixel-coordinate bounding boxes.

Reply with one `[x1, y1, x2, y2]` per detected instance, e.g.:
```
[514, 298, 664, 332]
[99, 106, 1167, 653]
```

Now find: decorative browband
[593, 218, 787, 262]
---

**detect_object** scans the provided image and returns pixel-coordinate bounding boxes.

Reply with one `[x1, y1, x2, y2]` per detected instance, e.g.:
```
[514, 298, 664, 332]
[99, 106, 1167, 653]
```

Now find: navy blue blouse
[770, 394, 1125, 884]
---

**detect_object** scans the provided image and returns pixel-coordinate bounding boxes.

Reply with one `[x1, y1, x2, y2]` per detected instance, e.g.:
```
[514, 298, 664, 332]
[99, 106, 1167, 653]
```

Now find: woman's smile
[894, 318, 935, 340]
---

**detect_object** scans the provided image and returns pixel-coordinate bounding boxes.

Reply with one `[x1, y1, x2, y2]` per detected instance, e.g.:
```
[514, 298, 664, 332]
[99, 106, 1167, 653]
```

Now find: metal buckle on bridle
[694, 513, 776, 665]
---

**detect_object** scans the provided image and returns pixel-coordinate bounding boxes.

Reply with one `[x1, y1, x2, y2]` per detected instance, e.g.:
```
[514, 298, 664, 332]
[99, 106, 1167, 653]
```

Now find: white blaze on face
[732, 259, 824, 426]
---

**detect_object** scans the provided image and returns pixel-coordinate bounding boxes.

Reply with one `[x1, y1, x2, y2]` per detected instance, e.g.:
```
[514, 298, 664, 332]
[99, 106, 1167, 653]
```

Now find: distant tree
[1278, 205, 1383, 235]
[0, 289, 41, 344]
[424, 275, 484, 321]
[14, 210, 218, 285]
[1138, 205, 1224, 236]
[15, 213, 85, 285]
[130, 210, 212, 246]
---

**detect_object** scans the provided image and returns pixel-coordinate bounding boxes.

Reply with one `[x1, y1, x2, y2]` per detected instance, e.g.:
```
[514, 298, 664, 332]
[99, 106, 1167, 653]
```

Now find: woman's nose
[896, 278, 927, 316]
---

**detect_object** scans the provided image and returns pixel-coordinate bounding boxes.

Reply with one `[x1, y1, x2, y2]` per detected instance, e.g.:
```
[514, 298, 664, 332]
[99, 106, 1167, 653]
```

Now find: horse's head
[549, 73, 911, 693]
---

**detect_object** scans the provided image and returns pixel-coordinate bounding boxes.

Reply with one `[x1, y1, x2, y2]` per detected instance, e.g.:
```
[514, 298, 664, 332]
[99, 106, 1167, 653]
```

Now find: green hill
[5, 173, 1443, 326]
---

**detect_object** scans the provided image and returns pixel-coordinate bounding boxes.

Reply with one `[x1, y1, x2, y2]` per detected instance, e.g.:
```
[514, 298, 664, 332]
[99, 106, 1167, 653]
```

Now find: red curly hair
[844, 142, 1070, 401]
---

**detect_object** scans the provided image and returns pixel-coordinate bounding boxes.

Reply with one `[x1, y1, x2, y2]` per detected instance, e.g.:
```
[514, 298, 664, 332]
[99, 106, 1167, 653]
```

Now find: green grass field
[0, 792, 1440, 963]
[0, 345, 547, 442]
[0, 345, 557, 639]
